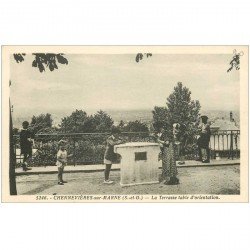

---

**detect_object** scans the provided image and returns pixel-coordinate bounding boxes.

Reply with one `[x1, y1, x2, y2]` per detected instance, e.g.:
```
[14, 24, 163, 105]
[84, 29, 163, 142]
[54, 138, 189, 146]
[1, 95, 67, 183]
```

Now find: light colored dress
[56, 149, 67, 168]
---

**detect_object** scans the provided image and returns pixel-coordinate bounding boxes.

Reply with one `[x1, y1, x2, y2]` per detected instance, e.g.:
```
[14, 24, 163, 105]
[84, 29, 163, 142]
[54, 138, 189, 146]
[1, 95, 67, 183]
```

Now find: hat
[201, 115, 208, 122]
[22, 121, 29, 127]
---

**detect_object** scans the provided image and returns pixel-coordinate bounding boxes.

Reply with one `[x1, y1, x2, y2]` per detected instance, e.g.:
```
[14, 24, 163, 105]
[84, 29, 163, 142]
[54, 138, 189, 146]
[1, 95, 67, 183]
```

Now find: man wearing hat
[20, 121, 34, 171]
[196, 115, 211, 163]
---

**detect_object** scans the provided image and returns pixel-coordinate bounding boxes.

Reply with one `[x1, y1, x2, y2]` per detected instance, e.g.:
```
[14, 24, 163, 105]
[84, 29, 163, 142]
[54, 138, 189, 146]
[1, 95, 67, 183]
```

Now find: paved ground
[15, 159, 240, 176]
[16, 165, 240, 195]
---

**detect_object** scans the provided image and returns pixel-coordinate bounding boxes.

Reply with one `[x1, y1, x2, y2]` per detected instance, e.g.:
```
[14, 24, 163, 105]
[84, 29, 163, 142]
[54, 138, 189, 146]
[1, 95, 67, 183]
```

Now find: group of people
[154, 115, 211, 185]
[18, 115, 211, 186]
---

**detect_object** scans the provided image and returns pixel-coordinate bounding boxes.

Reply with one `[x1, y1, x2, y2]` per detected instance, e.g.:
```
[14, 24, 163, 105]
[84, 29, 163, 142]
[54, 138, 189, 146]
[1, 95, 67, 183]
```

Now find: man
[196, 116, 211, 163]
[20, 121, 34, 171]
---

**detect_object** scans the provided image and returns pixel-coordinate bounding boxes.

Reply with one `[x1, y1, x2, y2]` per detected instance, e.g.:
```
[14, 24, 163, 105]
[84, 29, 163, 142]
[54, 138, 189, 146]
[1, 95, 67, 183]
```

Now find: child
[56, 140, 72, 185]
[20, 121, 34, 171]
[103, 127, 123, 184]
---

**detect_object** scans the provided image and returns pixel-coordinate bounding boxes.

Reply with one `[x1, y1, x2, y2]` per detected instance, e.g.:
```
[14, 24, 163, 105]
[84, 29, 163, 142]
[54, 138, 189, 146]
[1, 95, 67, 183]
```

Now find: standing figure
[56, 140, 72, 185]
[103, 127, 123, 184]
[196, 115, 211, 163]
[173, 123, 185, 165]
[156, 125, 179, 185]
[20, 121, 33, 171]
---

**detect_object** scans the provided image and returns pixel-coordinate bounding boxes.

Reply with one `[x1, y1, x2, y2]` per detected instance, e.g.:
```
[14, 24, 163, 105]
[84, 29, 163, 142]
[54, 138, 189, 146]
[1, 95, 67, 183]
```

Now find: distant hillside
[12, 109, 240, 129]
[107, 109, 153, 124]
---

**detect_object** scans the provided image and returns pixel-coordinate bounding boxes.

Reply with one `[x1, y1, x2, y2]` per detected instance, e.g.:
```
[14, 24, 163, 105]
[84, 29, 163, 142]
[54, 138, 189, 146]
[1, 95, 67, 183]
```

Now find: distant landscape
[12, 108, 240, 129]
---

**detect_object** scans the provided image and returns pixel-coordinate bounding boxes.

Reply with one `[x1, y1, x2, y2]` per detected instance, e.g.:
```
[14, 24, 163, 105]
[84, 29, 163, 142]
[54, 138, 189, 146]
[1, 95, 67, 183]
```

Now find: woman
[103, 127, 123, 184]
[156, 125, 179, 185]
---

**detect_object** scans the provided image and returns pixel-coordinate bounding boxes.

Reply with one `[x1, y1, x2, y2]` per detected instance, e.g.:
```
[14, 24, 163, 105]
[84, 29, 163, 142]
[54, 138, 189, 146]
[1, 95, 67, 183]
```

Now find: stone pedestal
[114, 142, 161, 187]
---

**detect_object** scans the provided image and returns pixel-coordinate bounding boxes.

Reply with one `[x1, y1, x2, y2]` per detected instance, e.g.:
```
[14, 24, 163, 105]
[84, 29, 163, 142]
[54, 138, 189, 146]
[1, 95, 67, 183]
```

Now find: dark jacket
[20, 129, 33, 154]
[198, 123, 211, 148]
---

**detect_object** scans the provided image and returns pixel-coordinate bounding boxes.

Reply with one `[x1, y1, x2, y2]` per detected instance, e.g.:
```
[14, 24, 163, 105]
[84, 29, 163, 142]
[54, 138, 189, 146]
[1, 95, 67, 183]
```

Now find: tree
[60, 110, 114, 133]
[93, 110, 114, 132]
[60, 110, 95, 133]
[30, 113, 53, 134]
[153, 82, 201, 153]
[227, 49, 244, 72]
[123, 120, 149, 132]
[135, 53, 152, 63]
[166, 82, 200, 125]
[13, 53, 68, 72]
[152, 106, 168, 131]
[118, 120, 125, 129]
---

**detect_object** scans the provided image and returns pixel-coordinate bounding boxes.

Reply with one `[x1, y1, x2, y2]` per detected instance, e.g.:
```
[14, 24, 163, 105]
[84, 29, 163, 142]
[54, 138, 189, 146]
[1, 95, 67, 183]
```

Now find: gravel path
[16, 165, 240, 195]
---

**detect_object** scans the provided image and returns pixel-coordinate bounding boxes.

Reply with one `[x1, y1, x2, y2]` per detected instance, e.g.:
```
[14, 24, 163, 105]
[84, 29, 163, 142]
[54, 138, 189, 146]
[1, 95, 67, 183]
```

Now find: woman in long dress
[156, 125, 179, 185]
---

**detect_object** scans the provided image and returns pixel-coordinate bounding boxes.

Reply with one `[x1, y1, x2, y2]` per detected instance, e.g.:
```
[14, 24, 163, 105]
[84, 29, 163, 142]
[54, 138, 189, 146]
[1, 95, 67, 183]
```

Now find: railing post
[73, 136, 76, 166]
[13, 136, 17, 166]
[235, 133, 239, 158]
[213, 134, 216, 159]
[229, 131, 234, 160]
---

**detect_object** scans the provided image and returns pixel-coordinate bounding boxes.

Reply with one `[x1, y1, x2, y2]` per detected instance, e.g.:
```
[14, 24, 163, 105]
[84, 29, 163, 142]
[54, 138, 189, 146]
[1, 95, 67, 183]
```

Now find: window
[135, 152, 147, 161]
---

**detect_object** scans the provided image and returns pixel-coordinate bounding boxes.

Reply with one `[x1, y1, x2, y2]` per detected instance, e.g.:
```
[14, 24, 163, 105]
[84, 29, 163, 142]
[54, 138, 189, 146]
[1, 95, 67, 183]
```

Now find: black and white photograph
[1, 1, 250, 250]
[2, 46, 248, 202]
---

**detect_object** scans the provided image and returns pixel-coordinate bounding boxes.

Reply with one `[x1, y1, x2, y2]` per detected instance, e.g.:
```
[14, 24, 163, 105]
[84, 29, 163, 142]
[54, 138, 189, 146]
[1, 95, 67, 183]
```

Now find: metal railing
[13, 132, 152, 166]
[209, 130, 240, 160]
[13, 129, 240, 166]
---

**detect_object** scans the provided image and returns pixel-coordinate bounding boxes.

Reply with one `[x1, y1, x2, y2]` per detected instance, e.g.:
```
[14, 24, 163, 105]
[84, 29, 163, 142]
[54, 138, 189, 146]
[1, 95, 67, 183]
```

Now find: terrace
[13, 129, 240, 170]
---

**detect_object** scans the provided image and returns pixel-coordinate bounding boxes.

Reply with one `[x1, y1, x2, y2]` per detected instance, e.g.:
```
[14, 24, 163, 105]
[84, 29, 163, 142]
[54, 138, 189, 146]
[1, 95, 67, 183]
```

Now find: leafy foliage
[166, 83, 201, 144]
[13, 53, 68, 72]
[32, 53, 68, 72]
[153, 82, 201, 153]
[118, 120, 125, 129]
[60, 110, 95, 133]
[152, 106, 168, 131]
[135, 53, 152, 63]
[227, 51, 243, 72]
[30, 113, 53, 134]
[60, 109, 113, 133]
[122, 120, 149, 132]
[13, 54, 26, 63]
[92, 110, 114, 132]
[31, 141, 58, 166]
[30, 133, 154, 166]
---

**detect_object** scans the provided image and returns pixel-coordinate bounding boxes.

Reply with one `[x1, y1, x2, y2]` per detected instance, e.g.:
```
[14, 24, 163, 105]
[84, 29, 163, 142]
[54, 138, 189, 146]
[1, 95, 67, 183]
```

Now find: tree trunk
[9, 101, 17, 195]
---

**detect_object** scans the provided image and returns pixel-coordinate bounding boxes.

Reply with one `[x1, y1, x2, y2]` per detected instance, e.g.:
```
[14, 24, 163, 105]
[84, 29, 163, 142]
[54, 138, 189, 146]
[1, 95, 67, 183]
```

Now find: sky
[10, 53, 240, 118]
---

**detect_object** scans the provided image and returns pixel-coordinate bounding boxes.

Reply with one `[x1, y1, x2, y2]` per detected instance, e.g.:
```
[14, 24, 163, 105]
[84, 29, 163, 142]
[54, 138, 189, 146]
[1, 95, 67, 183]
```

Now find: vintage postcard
[1, 46, 248, 202]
